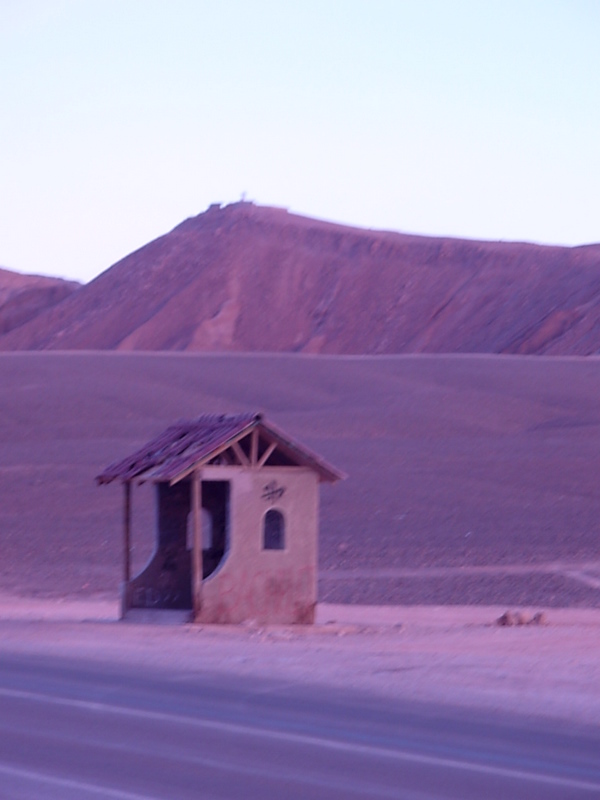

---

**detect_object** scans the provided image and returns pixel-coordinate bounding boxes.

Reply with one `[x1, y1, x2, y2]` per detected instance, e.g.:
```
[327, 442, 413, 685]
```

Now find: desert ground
[1, 349, 600, 746]
[1, 350, 599, 608]
[0, 598, 598, 729]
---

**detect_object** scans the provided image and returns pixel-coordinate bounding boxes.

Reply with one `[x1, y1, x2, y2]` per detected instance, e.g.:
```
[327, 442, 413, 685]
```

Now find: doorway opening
[187, 480, 229, 578]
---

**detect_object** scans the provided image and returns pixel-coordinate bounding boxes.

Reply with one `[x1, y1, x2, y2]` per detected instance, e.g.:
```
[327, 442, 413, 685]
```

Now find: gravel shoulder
[0, 595, 598, 728]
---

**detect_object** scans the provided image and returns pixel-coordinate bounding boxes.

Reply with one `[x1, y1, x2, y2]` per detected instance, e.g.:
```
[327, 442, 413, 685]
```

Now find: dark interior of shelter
[126, 480, 229, 610]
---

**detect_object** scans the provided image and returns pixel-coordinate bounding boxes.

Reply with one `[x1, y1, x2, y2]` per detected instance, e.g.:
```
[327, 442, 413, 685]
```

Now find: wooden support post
[121, 480, 132, 619]
[257, 441, 277, 468]
[123, 481, 131, 583]
[232, 440, 250, 466]
[192, 471, 203, 619]
[250, 428, 259, 466]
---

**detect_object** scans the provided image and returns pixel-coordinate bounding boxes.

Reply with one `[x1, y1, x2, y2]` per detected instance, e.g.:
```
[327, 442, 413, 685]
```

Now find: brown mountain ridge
[0, 267, 79, 338]
[2, 202, 600, 354]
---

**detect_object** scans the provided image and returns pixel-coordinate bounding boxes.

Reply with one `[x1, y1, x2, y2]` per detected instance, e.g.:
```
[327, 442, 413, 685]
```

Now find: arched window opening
[263, 509, 285, 550]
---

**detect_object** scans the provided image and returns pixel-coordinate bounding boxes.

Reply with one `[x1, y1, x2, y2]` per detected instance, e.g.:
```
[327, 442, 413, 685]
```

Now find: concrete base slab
[123, 608, 193, 625]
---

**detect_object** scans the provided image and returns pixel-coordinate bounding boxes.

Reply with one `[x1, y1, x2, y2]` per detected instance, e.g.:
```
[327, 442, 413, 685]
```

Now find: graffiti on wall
[261, 480, 286, 502]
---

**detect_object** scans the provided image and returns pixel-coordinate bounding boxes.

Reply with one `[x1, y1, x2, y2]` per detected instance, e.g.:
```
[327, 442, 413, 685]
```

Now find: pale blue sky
[1, 0, 598, 282]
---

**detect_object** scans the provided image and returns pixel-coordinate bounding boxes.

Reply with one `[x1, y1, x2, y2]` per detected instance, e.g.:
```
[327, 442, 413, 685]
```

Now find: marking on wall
[261, 481, 286, 502]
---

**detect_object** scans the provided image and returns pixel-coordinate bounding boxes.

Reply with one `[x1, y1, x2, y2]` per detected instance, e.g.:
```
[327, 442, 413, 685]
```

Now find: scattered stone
[496, 611, 514, 626]
[529, 611, 546, 626]
[496, 610, 547, 627]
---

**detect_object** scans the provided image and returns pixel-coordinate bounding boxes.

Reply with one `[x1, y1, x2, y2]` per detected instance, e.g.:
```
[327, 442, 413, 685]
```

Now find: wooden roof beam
[231, 440, 250, 466]
[257, 441, 277, 467]
[250, 428, 259, 465]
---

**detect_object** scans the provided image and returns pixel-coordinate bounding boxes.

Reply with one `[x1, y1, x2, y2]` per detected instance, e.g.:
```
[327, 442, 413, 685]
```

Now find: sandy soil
[1, 351, 600, 608]
[0, 596, 598, 728]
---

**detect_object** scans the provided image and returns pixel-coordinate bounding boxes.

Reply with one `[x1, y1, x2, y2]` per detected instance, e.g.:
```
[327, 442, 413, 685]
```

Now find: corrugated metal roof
[96, 412, 259, 484]
[96, 412, 345, 484]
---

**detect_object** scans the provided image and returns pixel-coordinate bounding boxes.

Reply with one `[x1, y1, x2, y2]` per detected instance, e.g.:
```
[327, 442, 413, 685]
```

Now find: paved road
[0, 654, 598, 799]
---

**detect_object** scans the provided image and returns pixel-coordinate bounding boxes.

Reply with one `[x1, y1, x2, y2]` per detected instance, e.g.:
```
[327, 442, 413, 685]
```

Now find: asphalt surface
[0, 654, 598, 799]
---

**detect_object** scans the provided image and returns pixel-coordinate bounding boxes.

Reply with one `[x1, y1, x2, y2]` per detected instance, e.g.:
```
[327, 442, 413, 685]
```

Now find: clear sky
[1, 0, 598, 283]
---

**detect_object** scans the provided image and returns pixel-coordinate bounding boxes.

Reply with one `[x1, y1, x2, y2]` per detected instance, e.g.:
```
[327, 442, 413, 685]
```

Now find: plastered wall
[196, 465, 319, 624]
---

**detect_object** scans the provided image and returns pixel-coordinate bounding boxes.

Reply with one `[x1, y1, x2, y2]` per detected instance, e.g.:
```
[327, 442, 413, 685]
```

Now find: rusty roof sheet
[96, 412, 344, 484]
[96, 412, 259, 484]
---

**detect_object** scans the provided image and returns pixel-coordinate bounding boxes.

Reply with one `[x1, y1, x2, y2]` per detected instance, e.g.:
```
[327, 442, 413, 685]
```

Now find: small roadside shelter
[97, 412, 344, 624]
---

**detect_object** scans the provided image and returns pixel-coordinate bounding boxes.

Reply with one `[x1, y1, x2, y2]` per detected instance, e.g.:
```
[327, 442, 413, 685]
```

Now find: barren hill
[0, 267, 79, 337]
[2, 203, 600, 354]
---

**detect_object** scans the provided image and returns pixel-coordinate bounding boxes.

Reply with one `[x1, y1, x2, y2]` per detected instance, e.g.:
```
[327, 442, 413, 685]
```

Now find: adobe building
[97, 412, 344, 624]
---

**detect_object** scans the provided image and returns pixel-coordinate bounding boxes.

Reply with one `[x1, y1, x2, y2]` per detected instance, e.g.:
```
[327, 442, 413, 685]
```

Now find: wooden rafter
[231, 440, 250, 466]
[123, 481, 131, 585]
[257, 441, 277, 467]
[100, 411, 345, 487]
[167, 437, 247, 484]
[250, 428, 259, 465]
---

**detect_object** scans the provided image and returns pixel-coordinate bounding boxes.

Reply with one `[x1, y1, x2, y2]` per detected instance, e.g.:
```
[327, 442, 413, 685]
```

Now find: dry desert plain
[1, 350, 600, 726]
[1, 350, 599, 607]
